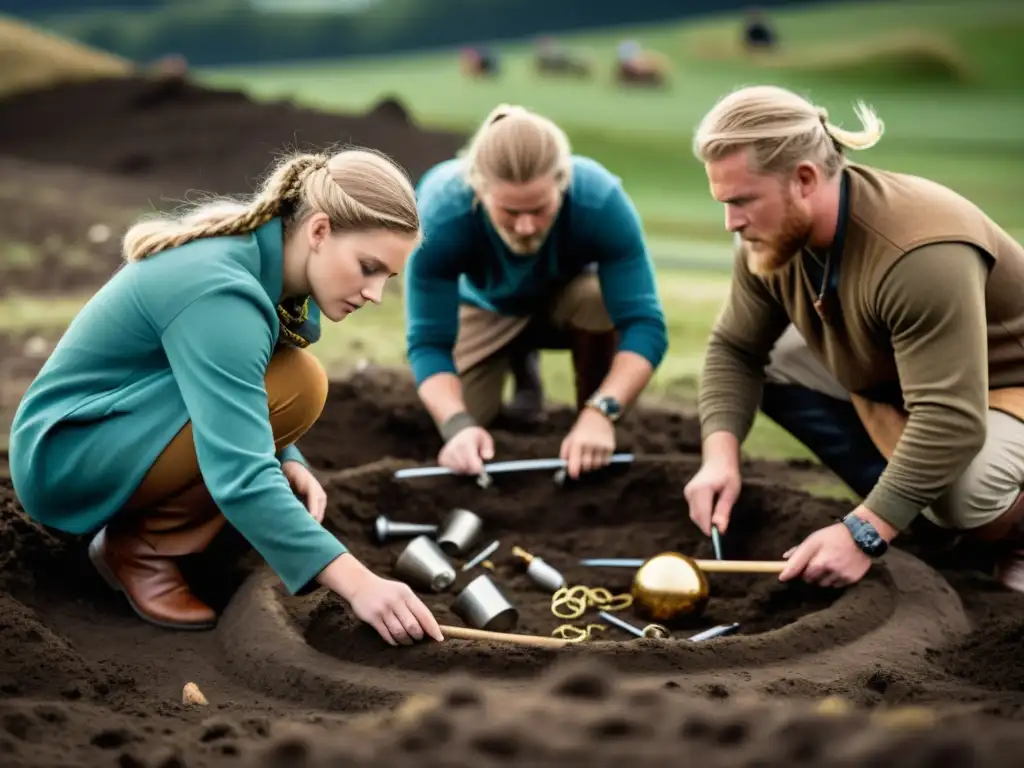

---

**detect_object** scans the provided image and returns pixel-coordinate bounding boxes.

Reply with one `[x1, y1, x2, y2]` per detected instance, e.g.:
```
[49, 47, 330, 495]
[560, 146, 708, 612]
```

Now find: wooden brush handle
[439, 624, 570, 648]
[693, 559, 787, 573]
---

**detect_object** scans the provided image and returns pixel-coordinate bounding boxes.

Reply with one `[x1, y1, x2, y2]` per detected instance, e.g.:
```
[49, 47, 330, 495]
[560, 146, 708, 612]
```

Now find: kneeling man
[404, 104, 668, 480]
[685, 84, 1024, 592]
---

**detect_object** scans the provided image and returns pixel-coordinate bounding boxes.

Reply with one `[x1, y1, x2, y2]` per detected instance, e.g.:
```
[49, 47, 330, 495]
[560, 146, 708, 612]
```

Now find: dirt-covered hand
[282, 460, 327, 523]
[346, 572, 444, 646]
[438, 426, 494, 476]
[684, 460, 741, 537]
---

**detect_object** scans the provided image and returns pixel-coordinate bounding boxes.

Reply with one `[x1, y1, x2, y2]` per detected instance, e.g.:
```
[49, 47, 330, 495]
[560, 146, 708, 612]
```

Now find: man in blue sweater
[404, 104, 668, 480]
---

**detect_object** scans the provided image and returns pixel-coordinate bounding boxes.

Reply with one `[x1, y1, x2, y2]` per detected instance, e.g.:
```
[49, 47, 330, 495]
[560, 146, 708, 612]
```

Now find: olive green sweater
[699, 163, 1024, 531]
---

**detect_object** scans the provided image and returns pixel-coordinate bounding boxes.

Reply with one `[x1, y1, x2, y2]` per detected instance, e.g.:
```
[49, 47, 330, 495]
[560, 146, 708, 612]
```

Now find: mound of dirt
[0, 75, 465, 203]
[231, 661, 1024, 768]
[0, 75, 464, 296]
[2, 367, 1024, 767]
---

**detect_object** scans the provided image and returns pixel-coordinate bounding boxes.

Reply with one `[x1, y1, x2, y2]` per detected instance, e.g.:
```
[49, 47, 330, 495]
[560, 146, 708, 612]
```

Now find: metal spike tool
[393, 453, 635, 481]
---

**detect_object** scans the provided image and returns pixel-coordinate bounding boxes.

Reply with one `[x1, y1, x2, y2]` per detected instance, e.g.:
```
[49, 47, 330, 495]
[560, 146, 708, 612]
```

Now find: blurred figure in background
[404, 104, 668, 481]
[459, 45, 499, 78]
[615, 39, 669, 86]
[742, 8, 778, 51]
[535, 36, 591, 78]
[685, 84, 1024, 594]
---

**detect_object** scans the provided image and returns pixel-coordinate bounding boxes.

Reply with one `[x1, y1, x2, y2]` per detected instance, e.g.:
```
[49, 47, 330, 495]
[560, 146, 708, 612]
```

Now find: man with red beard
[404, 104, 668, 481]
[685, 84, 1024, 592]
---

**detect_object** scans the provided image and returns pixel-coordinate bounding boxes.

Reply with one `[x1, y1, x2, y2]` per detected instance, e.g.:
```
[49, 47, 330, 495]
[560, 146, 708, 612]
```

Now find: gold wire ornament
[551, 623, 608, 643]
[549, 584, 634, 641]
[551, 585, 633, 619]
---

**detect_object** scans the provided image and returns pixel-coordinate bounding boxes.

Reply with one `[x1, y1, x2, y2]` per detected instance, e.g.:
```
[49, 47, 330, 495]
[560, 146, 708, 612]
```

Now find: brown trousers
[453, 272, 614, 426]
[109, 346, 328, 554]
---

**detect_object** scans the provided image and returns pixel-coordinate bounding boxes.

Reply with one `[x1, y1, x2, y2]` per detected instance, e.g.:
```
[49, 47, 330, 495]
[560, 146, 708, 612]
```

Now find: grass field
[3, 0, 1022, 472]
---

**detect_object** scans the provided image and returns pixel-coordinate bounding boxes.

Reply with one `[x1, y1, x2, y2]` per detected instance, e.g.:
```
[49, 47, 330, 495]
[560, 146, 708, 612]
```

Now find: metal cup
[436, 508, 483, 557]
[373, 514, 439, 545]
[451, 574, 519, 632]
[393, 535, 456, 593]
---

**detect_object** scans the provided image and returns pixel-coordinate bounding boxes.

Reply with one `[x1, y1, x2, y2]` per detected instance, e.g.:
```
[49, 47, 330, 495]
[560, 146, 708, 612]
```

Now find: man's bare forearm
[592, 351, 653, 406]
[417, 373, 471, 428]
[701, 430, 742, 469]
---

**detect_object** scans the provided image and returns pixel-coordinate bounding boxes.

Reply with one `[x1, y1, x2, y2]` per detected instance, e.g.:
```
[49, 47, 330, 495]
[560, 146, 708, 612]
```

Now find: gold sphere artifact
[631, 552, 710, 621]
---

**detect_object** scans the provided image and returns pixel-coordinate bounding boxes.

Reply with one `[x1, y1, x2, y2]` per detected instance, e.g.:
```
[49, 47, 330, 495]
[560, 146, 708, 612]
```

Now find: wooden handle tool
[693, 559, 787, 573]
[439, 624, 571, 648]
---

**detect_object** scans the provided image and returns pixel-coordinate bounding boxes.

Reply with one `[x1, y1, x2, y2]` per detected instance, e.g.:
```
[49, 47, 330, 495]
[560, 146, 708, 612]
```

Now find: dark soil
[4, 74, 1024, 767]
[0, 74, 462, 201]
[0, 74, 464, 295]
[1, 368, 1024, 767]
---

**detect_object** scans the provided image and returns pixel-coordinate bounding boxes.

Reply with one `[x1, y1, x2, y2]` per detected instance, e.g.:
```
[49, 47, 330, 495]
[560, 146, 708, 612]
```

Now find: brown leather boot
[567, 327, 618, 410]
[88, 483, 226, 630]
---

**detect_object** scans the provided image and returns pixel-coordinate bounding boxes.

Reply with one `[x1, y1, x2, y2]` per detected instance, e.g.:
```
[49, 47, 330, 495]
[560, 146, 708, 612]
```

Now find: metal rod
[461, 540, 500, 572]
[580, 558, 646, 568]
[597, 610, 644, 637]
[711, 524, 723, 560]
[394, 453, 635, 481]
[689, 623, 740, 642]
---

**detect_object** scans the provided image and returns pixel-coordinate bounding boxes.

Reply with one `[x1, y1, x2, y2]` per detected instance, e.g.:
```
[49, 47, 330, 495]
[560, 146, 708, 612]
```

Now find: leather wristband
[440, 411, 478, 442]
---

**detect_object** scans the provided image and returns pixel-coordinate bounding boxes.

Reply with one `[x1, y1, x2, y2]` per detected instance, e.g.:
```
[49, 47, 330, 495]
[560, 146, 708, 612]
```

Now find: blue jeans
[760, 382, 887, 499]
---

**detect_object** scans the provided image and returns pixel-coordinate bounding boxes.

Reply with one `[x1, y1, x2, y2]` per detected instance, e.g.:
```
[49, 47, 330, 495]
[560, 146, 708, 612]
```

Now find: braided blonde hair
[122, 147, 420, 262]
[693, 85, 884, 178]
[460, 104, 573, 193]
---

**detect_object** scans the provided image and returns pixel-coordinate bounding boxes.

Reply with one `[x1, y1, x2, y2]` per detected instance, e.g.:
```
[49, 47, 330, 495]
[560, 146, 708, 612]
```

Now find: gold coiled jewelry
[550, 584, 634, 642]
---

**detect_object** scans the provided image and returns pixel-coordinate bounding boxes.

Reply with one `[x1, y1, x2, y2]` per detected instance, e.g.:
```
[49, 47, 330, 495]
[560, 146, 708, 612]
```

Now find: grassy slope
[0, 14, 132, 98]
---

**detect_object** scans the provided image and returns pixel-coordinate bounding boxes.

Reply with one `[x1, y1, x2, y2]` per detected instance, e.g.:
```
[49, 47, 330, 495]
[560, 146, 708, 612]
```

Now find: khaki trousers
[453, 272, 614, 426]
[765, 324, 1024, 530]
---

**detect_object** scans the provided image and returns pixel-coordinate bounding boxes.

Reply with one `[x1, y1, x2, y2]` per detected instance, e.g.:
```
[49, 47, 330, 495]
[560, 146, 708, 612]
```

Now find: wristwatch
[842, 512, 888, 557]
[585, 393, 622, 423]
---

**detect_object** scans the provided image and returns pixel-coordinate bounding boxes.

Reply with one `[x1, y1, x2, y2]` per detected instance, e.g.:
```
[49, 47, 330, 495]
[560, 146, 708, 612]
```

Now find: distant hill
[10, 0, 822, 66]
[0, 14, 132, 99]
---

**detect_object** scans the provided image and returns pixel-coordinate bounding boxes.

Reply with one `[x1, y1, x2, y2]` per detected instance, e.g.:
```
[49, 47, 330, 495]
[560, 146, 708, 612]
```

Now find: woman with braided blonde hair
[685, 84, 1024, 596]
[10, 148, 445, 647]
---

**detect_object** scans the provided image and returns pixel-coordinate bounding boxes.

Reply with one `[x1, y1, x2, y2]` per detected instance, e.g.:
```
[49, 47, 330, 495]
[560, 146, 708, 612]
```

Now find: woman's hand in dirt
[560, 407, 616, 479]
[350, 575, 445, 647]
[438, 426, 494, 475]
[282, 460, 327, 523]
[779, 523, 871, 588]
[684, 459, 741, 537]
[324, 554, 445, 646]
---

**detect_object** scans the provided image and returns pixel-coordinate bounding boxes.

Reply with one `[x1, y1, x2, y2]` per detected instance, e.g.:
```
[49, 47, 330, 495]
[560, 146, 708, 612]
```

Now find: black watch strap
[842, 512, 888, 557]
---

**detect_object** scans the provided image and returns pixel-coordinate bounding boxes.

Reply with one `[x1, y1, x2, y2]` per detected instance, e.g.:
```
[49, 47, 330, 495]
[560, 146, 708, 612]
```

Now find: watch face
[594, 396, 620, 419]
